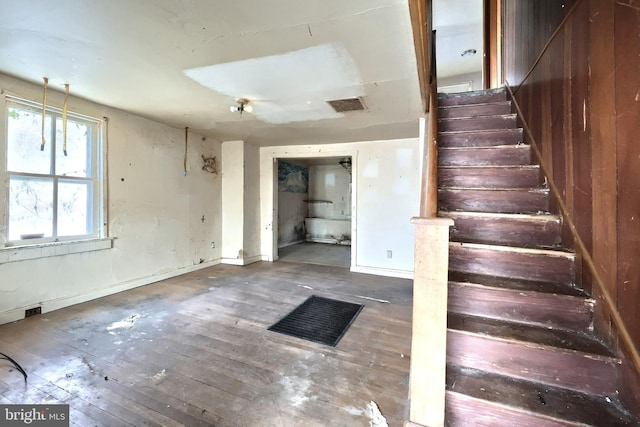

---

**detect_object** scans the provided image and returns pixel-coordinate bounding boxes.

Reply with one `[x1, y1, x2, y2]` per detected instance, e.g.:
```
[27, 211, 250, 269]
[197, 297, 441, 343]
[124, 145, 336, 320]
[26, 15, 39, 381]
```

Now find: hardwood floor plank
[0, 262, 411, 426]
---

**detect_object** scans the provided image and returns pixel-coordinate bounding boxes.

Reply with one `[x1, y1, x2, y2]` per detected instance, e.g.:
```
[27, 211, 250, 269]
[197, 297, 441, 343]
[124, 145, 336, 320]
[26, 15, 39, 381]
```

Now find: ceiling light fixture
[230, 98, 253, 114]
[461, 49, 477, 57]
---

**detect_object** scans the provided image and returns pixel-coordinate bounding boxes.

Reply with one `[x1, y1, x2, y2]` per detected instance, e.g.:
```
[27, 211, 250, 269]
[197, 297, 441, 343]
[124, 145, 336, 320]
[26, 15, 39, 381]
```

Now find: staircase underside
[438, 88, 639, 425]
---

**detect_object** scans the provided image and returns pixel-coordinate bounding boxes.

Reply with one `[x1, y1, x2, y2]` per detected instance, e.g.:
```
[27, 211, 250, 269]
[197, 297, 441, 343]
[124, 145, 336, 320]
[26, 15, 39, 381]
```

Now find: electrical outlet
[211, 242, 216, 249]
[386, 250, 392, 259]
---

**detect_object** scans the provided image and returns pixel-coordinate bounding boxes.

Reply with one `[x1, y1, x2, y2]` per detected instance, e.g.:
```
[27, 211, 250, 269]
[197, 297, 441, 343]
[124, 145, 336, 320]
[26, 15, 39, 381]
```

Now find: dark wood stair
[438, 88, 640, 425]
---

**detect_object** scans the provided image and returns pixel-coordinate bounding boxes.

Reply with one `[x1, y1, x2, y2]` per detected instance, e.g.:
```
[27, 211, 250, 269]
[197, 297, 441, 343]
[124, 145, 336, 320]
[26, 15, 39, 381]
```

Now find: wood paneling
[501, 0, 640, 411]
[615, 0, 640, 354]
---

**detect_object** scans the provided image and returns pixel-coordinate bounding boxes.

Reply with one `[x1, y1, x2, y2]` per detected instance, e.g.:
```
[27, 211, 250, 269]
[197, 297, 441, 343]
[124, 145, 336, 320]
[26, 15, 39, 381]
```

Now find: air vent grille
[327, 98, 365, 112]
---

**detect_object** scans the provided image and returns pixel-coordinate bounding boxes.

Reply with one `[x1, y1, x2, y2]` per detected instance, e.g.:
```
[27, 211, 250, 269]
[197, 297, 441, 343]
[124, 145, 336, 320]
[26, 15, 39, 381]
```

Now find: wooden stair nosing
[446, 329, 620, 395]
[446, 365, 639, 427]
[448, 283, 595, 333]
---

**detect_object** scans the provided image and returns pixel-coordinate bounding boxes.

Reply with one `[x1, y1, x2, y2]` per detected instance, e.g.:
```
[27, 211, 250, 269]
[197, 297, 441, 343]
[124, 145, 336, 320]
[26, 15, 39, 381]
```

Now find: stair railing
[408, 28, 454, 427]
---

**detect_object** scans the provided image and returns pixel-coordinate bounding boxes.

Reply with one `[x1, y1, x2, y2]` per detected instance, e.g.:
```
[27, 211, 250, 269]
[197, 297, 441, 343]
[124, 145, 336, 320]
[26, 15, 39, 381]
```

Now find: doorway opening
[276, 156, 353, 268]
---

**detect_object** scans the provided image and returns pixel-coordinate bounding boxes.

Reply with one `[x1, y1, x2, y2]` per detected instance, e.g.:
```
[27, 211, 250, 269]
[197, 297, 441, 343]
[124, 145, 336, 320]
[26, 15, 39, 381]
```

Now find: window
[3, 98, 103, 246]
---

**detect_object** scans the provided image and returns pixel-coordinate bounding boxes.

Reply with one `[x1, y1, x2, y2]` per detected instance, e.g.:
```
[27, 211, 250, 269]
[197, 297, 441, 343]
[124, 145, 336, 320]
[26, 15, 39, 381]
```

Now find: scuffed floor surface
[0, 261, 412, 426]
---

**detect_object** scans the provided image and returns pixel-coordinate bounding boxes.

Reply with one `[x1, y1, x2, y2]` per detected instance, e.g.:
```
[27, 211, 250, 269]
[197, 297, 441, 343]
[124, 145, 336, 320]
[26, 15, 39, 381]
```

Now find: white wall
[243, 142, 261, 261]
[221, 140, 245, 261]
[0, 73, 222, 323]
[308, 164, 351, 220]
[260, 138, 420, 279]
[438, 71, 484, 92]
[220, 140, 262, 264]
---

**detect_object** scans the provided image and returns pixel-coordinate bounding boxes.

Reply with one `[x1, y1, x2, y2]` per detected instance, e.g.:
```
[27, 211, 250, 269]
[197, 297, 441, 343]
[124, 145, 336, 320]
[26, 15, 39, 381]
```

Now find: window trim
[1, 93, 108, 255]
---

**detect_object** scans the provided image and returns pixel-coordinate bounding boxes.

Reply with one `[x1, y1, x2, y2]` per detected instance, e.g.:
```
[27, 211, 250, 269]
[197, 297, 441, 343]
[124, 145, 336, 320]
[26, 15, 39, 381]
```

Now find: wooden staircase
[438, 88, 639, 426]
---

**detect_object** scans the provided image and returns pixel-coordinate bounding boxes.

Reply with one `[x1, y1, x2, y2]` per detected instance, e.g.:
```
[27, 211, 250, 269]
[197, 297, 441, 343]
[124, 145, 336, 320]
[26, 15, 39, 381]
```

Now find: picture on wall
[278, 161, 309, 193]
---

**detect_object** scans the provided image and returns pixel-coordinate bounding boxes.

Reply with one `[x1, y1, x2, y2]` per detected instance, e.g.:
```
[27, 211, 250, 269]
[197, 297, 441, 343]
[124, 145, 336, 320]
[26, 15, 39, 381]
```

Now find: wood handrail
[505, 82, 640, 378]
[421, 30, 439, 218]
[511, 0, 584, 96]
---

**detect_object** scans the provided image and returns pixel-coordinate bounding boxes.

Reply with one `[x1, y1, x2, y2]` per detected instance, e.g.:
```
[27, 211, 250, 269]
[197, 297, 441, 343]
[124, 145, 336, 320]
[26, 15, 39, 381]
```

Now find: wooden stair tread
[440, 188, 549, 214]
[448, 242, 575, 284]
[439, 145, 532, 167]
[441, 211, 561, 248]
[448, 313, 611, 358]
[438, 101, 512, 119]
[439, 128, 524, 147]
[446, 365, 639, 427]
[438, 88, 507, 106]
[447, 271, 587, 297]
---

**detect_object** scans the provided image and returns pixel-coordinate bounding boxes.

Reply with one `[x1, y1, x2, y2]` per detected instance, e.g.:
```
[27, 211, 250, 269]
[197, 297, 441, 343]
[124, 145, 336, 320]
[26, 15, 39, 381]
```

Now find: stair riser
[445, 214, 561, 247]
[440, 167, 542, 189]
[439, 146, 531, 166]
[445, 392, 584, 427]
[447, 330, 618, 395]
[439, 189, 549, 214]
[448, 283, 593, 331]
[439, 102, 512, 119]
[439, 129, 524, 147]
[439, 115, 517, 132]
[448, 244, 575, 284]
[439, 91, 507, 106]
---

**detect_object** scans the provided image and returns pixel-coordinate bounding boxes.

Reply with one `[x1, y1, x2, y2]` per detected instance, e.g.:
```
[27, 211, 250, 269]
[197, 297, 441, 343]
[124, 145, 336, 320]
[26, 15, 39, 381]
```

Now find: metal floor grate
[268, 295, 364, 347]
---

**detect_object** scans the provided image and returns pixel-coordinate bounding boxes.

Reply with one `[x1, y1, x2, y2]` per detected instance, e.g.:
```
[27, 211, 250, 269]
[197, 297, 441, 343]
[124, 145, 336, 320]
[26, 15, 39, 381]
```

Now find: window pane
[57, 180, 92, 236]
[7, 107, 52, 175]
[56, 117, 91, 177]
[8, 176, 53, 240]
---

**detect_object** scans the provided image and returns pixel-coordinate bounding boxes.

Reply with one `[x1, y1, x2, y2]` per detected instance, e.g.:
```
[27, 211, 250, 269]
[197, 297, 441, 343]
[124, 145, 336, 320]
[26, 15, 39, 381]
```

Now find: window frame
[1, 94, 106, 250]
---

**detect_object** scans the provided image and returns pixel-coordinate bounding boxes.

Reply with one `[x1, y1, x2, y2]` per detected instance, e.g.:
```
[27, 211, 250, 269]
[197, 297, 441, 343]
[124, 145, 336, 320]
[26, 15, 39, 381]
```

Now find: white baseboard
[221, 255, 262, 266]
[350, 265, 414, 280]
[0, 259, 221, 325]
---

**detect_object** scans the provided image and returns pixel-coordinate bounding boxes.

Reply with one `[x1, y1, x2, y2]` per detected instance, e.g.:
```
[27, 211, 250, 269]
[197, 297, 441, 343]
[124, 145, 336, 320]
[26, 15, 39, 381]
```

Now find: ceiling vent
[327, 97, 365, 113]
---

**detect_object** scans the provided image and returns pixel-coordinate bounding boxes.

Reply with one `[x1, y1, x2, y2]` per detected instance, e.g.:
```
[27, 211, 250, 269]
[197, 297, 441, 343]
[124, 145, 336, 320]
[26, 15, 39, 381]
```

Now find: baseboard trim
[0, 259, 221, 325]
[350, 265, 414, 279]
[221, 255, 262, 266]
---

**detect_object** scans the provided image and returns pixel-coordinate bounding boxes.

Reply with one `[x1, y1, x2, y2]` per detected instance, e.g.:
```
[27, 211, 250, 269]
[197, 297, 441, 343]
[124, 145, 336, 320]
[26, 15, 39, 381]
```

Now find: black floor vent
[268, 295, 364, 347]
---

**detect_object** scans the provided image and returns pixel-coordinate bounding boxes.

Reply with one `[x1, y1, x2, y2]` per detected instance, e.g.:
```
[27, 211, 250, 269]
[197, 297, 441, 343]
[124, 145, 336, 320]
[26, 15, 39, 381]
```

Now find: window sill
[0, 238, 113, 264]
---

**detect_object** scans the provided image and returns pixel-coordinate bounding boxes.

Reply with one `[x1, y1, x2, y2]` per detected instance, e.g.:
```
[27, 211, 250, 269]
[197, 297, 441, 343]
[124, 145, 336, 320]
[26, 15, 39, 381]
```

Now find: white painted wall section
[221, 140, 245, 262]
[0, 73, 222, 324]
[221, 140, 262, 265]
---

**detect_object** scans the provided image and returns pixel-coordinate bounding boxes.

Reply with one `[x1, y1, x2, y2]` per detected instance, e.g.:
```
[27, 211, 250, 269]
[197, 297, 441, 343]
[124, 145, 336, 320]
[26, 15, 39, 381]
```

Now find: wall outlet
[211, 242, 216, 249]
[386, 250, 392, 259]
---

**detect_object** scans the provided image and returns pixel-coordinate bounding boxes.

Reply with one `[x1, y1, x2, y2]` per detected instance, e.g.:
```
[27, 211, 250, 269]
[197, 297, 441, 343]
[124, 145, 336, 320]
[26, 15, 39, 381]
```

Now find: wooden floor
[0, 261, 412, 426]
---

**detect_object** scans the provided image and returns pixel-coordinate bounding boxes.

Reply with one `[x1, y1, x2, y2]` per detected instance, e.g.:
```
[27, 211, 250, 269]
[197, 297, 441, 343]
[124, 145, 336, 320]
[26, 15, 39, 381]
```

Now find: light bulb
[243, 104, 253, 113]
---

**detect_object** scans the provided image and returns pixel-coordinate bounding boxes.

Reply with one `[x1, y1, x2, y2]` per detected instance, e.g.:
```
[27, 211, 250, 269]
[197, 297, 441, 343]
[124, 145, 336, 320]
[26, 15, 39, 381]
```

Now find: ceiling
[0, 1, 482, 147]
[434, 0, 484, 79]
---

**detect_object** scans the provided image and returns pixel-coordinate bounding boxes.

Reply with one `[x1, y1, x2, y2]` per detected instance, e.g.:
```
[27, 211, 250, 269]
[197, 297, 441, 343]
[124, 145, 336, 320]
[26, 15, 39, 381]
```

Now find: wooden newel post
[407, 217, 453, 427]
